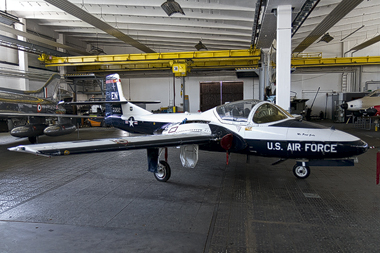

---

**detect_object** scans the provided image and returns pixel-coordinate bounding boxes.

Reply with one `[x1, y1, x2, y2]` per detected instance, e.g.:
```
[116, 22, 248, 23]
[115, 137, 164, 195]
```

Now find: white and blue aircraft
[8, 74, 368, 182]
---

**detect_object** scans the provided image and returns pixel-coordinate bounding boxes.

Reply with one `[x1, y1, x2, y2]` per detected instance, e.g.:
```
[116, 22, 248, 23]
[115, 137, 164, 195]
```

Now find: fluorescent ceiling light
[195, 40, 207, 51]
[161, 0, 185, 16]
[318, 33, 334, 43]
[89, 46, 106, 55]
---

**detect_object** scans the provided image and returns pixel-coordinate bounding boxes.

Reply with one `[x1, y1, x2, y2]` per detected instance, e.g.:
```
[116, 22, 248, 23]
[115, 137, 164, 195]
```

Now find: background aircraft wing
[0, 112, 103, 118]
[59, 100, 160, 105]
[8, 133, 215, 157]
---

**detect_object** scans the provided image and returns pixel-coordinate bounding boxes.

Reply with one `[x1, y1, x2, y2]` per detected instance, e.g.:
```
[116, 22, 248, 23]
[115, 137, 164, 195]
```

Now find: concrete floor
[0, 122, 379, 252]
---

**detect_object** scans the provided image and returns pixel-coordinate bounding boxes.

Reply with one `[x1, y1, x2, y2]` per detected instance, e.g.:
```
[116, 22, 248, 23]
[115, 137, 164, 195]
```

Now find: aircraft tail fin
[105, 73, 152, 118]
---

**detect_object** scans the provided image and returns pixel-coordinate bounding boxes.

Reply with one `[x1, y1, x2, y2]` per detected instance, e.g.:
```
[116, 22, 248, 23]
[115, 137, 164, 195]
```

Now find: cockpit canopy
[368, 89, 380, 97]
[215, 100, 293, 124]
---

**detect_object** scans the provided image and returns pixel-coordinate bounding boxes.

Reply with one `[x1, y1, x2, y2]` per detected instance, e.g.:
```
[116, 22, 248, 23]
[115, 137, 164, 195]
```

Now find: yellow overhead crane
[38, 50, 380, 75]
[38, 49, 262, 76]
[291, 53, 380, 68]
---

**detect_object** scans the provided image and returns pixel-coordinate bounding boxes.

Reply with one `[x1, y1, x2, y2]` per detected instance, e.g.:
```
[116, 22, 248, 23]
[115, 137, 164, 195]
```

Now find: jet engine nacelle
[354, 107, 379, 117]
[10, 124, 47, 138]
[44, 123, 76, 136]
[364, 107, 378, 116]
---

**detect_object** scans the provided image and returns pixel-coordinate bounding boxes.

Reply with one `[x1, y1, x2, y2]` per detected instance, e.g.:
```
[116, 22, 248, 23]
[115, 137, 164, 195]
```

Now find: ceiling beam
[293, 0, 364, 53]
[347, 34, 380, 54]
[0, 23, 89, 55]
[0, 34, 69, 57]
[43, 0, 155, 53]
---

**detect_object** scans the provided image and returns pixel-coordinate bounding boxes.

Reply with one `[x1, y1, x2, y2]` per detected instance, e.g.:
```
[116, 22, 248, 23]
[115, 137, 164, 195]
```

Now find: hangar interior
[1, 0, 380, 252]
[0, 0, 380, 116]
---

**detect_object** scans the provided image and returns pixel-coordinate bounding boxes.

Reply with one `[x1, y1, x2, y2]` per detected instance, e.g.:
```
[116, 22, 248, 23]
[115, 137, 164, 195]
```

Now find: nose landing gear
[293, 164, 310, 179]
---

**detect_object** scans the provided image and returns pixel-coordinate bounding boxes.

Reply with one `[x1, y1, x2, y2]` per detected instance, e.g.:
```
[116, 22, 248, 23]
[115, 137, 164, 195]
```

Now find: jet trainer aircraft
[0, 89, 80, 143]
[341, 89, 380, 116]
[9, 74, 368, 182]
[0, 74, 97, 143]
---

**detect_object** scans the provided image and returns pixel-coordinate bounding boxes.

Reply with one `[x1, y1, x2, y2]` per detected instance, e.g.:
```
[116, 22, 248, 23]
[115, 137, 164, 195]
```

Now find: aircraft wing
[59, 100, 160, 105]
[0, 112, 103, 118]
[8, 133, 215, 157]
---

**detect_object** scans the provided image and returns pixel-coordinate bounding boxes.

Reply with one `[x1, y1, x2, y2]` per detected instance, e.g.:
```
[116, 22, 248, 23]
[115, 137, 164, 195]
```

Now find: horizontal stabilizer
[8, 133, 215, 157]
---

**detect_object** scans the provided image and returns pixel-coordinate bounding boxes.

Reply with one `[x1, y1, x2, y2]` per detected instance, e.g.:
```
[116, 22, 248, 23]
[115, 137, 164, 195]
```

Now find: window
[252, 103, 289, 124]
[216, 100, 260, 122]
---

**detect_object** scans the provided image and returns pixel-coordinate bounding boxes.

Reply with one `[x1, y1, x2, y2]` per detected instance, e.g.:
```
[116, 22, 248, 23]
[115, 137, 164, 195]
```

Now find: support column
[182, 76, 186, 112]
[173, 74, 176, 108]
[275, 5, 292, 111]
[259, 65, 265, 101]
[259, 49, 270, 101]
[57, 34, 67, 91]
[15, 18, 29, 91]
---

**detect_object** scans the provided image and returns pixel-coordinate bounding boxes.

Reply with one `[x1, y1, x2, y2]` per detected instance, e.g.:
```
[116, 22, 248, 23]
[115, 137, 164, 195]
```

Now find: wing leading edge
[0, 112, 103, 118]
[8, 133, 216, 157]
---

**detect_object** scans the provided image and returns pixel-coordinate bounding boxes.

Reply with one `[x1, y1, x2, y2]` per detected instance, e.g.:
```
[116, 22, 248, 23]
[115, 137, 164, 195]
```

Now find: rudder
[105, 73, 124, 117]
[105, 73, 152, 119]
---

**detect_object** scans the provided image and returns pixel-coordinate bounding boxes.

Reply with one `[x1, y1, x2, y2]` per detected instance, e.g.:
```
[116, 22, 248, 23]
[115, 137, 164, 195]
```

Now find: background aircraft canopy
[368, 90, 380, 97]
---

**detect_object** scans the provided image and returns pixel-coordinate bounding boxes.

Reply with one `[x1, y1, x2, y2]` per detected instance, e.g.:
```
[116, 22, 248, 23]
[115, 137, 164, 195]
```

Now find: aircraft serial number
[112, 107, 121, 113]
[267, 142, 337, 153]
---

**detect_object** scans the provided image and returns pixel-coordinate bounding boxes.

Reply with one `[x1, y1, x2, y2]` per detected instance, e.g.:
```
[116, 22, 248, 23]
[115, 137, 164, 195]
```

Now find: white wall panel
[121, 75, 257, 112]
[291, 72, 341, 119]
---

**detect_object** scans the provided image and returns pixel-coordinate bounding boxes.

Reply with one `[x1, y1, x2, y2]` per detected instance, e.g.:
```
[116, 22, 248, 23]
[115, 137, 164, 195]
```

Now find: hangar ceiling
[1, 0, 380, 55]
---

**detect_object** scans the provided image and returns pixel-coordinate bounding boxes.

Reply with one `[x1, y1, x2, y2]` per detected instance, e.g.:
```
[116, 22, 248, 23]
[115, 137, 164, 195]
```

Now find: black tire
[293, 164, 310, 179]
[154, 160, 171, 182]
[28, 136, 37, 144]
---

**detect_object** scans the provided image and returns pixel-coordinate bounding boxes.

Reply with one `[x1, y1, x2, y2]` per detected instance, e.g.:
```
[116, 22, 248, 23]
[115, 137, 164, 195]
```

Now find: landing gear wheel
[154, 160, 171, 182]
[293, 164, 310, 179]
[28, 136, 38, 144]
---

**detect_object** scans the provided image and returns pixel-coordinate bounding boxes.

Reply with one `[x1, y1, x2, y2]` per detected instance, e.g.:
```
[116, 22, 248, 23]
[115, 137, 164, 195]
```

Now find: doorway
[200, 81, 243, 111]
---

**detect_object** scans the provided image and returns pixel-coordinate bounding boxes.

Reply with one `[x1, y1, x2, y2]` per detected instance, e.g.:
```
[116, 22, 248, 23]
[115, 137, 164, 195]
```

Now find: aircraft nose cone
[356, 139, 369, 155]
[341, 102, 348, 110]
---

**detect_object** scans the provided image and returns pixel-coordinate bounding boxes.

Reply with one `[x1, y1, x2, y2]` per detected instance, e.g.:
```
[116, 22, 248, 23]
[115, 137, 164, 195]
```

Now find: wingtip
[8, 146, 25, 152]
[8, 146, 52, 158]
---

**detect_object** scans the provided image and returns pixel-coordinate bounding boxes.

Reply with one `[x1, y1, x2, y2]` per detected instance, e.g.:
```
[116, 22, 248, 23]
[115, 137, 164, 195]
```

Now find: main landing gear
[28, 136, 38, 144]
[154, 160, 171, 182]
[148, 147, 172, 182]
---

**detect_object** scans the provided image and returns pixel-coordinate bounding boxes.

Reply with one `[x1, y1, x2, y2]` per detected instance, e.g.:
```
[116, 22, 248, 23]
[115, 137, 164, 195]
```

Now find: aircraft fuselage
[0, 91, 57, 114]
[106, 100, 368, 161]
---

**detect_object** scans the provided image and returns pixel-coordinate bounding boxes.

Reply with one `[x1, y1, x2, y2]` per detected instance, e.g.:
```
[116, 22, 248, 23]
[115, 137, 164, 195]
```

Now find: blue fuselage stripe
[246, 139, 367, 159]
[107, 117, 167, 134]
